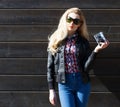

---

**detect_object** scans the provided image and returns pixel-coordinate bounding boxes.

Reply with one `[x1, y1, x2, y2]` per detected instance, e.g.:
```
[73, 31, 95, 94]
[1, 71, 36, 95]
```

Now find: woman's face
[66, 12, 81, 34]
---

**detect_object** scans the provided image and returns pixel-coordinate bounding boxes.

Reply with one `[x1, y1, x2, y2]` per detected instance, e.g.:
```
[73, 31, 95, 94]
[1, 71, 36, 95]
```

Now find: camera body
[94, 32, 107, 45]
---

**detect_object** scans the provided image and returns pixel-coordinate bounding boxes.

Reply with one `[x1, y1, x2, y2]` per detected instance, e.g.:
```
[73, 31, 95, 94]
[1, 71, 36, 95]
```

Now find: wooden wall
[0, 0, 119, 107]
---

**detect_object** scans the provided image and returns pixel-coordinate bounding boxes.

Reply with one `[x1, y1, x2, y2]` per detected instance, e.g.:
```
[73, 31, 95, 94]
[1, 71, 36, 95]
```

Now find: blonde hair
[48, 7, 89, 55]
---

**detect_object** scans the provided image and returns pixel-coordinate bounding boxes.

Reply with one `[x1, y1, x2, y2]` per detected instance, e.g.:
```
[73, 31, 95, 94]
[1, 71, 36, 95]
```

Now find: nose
[69, 21, 74, 25]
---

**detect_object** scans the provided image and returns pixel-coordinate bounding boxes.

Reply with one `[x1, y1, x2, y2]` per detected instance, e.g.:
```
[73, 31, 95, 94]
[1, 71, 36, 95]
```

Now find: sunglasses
[66, 17, 82, 25]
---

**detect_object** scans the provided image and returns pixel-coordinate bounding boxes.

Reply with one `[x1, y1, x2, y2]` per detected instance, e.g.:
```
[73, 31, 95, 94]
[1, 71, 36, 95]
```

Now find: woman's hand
[94, 40, 110, 53]
[49, 89, 57, 106]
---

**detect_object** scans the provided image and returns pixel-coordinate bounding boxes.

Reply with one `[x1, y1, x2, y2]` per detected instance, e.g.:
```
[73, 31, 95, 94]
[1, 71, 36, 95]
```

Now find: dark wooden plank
[0, 42, 48, 58]
[88, 26, 120, 42]
[0, 9, 63, 25]
[91, 42, 120, 58]
[84, 9, 120, 25]
[0, 58, 47, 75]
[0, 75, 119, 92]
[0, 9, 119, 25]
[0, 75, 47, 91]
[0, 92, 55, 107]
[91, 76, 120, 92]
[93, 58, 120, 75]
[0, 25, 54, 42]
[0, 92, 119, 107]
[0, 42, 119, 58]
[0, 25, 119, 42]
[0, 0, 119, 9]
[88, 93, 120, 107]
[89, 26, 120, 34]
[0, 58, 119, 75]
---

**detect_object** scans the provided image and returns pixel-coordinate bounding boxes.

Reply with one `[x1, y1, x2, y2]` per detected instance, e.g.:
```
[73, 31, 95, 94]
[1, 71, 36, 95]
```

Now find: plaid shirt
[64, 34, 79, 73]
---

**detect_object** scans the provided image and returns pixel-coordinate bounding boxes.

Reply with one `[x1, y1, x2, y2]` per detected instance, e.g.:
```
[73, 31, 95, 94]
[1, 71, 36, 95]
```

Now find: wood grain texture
[0, 42, 119, 58]
[0, 25, 119, 42]
[0, 0, 119, 9]
[0, 58, 119, 75]
[0, 75, 119, 92]
[0, 1, 119, 107]
[0, 9, 119, 25]
[0, 92, 119, 107]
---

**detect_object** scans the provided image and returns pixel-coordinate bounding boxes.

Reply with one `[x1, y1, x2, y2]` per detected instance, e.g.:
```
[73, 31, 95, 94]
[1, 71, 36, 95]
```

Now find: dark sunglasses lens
[67, 17, 81, 25]
[67, 17, 72, 23]
[73, 19, 80, 25]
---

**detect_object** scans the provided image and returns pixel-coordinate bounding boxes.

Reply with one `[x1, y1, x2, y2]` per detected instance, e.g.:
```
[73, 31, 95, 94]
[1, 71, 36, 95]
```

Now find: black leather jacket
[47, 35, 97, 89]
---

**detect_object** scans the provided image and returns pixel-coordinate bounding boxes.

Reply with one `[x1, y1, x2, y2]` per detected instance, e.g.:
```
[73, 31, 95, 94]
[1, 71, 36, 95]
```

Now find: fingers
[94, 40, 110, 53]
[99, 40, 110, 49]
[49, 90, 57, 106]
[49, 97, 56, 106]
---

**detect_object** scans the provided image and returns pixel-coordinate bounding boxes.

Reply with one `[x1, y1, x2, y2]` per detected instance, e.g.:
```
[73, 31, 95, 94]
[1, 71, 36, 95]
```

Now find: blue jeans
[58, 72, 91, 107]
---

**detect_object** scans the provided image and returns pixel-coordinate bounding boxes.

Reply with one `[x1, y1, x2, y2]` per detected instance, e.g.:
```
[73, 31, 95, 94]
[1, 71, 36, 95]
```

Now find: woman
[47, 7, 109, 107]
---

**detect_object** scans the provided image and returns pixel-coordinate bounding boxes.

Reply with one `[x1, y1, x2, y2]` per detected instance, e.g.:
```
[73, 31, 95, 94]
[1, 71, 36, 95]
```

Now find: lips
[69, 26, 73, 29]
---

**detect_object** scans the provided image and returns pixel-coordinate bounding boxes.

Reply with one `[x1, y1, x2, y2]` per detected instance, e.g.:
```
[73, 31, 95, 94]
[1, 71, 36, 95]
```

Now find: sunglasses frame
[66, 17, 82, 25]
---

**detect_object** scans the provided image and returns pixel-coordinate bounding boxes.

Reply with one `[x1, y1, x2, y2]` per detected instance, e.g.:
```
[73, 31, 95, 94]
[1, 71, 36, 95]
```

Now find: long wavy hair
[48, 7, 89, 55]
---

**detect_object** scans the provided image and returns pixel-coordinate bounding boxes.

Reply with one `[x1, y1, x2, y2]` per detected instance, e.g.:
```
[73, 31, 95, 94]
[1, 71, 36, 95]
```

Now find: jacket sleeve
[83, 40, 98, 72]
[84, 51, 97, 72]
[47, 51, 55, 89]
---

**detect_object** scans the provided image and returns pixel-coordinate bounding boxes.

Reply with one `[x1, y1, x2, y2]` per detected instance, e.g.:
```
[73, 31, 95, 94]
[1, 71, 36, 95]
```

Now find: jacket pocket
[56, 70, 65, 83]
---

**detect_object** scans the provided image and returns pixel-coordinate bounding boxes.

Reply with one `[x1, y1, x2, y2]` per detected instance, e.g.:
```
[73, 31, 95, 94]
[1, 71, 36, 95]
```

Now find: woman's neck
[68, 31, 75, 37]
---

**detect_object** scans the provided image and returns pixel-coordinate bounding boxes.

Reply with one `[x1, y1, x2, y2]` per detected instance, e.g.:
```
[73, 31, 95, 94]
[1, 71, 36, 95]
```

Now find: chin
[68, 27, 73, 31]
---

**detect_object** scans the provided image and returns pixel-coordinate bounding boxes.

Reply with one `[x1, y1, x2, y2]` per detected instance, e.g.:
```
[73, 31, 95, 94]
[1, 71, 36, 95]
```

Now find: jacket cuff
[48, 81, 55, 89]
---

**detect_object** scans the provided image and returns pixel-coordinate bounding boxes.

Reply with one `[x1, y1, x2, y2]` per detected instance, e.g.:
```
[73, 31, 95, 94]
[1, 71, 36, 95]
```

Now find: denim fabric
[58, 72, 91, 107]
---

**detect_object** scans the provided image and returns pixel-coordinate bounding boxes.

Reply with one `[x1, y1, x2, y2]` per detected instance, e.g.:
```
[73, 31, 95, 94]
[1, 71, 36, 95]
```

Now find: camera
[94, 32, 107, 45]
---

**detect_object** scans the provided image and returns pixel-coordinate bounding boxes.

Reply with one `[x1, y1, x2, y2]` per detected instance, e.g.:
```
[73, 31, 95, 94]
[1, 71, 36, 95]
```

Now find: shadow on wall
[91, 57, 120, 107]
